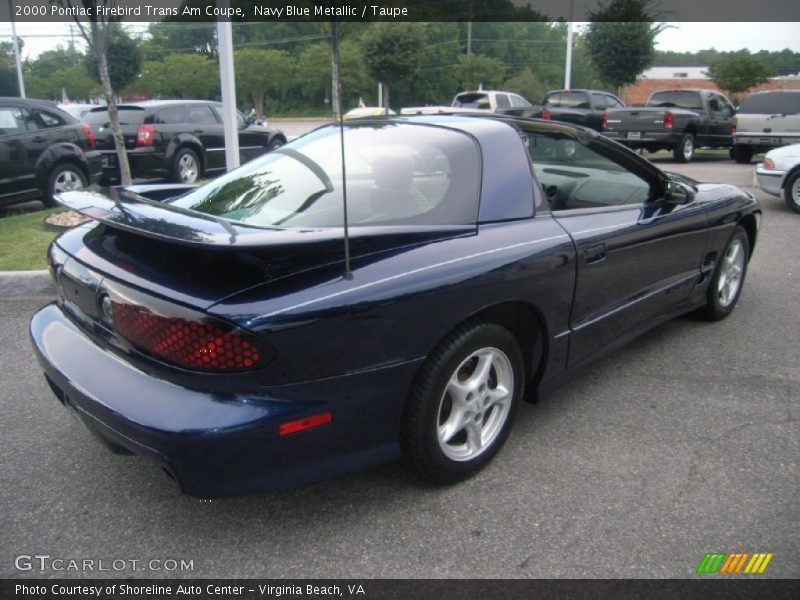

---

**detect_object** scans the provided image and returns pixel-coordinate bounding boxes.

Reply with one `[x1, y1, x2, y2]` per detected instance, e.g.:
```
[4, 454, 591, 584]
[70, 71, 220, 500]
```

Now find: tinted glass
[545, 92, 590, 108]
[155, 107, 186, 124]
[453, 93, 491, 109]
[0, 106, 37, 134]
[170, 123, 482, 228]
[605, 95, 624, 109]
[37, 110, 65, 127]
[526, 132, 651, 209]
[591, 93, 607, 108]
[495, 94, 510, 108]
[738, 92, 800, 114]
[84, 108, 145, 126]
[647, 91, 704, 110]
[188, 106, 218, 125]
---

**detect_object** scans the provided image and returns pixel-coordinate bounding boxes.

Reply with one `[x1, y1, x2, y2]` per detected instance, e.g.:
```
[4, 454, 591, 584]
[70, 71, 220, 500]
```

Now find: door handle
[33, 135, 47, 143]
[585, 243, 606, 264]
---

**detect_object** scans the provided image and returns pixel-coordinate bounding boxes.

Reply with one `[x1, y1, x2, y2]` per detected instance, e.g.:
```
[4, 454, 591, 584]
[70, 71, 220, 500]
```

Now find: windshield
[453, 93, 491, 109]
[647, 91, 703, 110]
[545, 92, 590, 109]
[169, 122, 482, 228]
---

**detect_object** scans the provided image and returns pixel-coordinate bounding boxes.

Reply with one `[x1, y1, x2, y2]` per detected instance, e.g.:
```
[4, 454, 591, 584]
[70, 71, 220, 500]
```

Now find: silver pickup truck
[731, 90, 800, 164]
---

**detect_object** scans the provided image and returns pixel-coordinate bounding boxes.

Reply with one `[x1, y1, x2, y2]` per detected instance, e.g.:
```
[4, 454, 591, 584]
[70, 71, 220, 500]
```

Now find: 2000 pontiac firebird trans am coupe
[31, 115, 760, 497]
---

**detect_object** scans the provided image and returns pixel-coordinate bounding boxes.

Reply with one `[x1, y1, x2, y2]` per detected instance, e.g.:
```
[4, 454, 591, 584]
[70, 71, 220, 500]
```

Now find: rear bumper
[98, 147, 168, 181]
[603, 130, 679, 148]
[734, 134, 800, 153]
[85, 151, 103, 184]
[30, 303, 418, 497]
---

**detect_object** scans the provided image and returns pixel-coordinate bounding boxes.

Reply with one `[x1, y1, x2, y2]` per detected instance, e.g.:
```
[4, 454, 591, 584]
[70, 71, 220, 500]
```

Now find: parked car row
[0, 97, 286, 209]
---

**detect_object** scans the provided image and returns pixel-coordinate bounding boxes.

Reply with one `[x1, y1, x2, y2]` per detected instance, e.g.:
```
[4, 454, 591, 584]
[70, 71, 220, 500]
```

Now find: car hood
[53, 188, 475, 309]
[765, 143, 800, 163]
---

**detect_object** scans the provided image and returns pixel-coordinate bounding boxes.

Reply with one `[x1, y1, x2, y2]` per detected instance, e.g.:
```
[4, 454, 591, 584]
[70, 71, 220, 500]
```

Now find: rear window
[738, 92, 800, 115]
[453, 93, 491, 109]
[647, 91, 703, 110]
[83, 107, 145, 127]
[545, 92, 590, 109]
[169, 123, 482, 228]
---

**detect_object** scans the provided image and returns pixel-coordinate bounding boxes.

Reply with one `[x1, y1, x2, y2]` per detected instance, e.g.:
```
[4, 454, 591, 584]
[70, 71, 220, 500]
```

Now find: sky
[1, 21, 799, 61]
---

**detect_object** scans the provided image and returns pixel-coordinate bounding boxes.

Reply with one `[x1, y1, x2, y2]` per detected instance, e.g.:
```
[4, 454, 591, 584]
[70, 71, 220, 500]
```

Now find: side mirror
[665, 180, 695, 205]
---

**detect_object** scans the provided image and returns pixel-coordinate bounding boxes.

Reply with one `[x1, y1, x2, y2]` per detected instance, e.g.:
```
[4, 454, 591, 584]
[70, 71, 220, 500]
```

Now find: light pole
[9, 0, 25, 97]
[564, 0, 574, 90]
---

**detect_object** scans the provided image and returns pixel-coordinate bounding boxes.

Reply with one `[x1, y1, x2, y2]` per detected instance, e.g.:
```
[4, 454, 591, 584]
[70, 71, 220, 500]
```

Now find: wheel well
[739, 213, 758, 258]
[782, 165, 800, 190]
[175, 143, 205, 172]
[684, 125, 697, 137]
[466, 301, 547, 387]
[47, 158, 89, 187]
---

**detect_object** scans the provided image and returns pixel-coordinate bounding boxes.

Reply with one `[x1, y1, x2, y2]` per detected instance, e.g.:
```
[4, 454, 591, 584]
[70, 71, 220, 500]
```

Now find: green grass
[0, 208, 66, 271]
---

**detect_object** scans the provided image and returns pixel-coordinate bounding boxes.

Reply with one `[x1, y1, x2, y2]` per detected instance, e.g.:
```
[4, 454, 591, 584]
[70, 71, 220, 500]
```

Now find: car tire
[673, 132, 695, 163]
[171, 147, 201, 184]
[267, 138, 285, 152]
[782, 170, 800, 215]
[44, 163, 87, 207]
[400, 322, 524, 484]
[701, 226, 749, 321]
[732, 145, 754, 164]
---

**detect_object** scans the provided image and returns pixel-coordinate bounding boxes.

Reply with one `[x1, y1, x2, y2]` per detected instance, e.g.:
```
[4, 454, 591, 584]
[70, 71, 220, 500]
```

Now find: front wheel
[44, 163, 87, 207]
[783, 171, 800, 214]
[401, 322, 524, 483]
[673, 132, 695, 163]
[267, 138, 285, 152]
[701, 226, 749, 321]
[171, 148, 201, 184]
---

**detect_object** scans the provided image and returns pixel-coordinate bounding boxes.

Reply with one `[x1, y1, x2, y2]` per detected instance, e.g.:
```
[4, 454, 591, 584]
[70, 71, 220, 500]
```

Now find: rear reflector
[111, 300, 263, 372]
[279, 412, 332, 436]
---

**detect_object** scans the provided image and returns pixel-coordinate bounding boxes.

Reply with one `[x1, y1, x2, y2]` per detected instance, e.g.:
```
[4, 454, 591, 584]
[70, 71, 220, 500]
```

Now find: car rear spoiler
[55, 188, 474, 250]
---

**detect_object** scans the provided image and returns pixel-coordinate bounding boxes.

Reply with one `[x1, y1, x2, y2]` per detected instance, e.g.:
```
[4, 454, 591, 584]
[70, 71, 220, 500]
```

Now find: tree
[361, 23, 424, 109]
[503, 68, 548, 104]
[234, 49, 291, 118]
[707, 51, 775, 99]
[131, 54, 218, 100]
[84, 25, 141, 92]
[56, 0, 135, 185]
[25, 46, 96, 101]
[0, 42, 20, 96]
[585, 0, 666, 90]
[454, 54, 506, 91]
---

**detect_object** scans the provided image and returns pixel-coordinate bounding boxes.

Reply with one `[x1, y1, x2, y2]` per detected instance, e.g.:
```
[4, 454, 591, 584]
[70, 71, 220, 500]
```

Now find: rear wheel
[783, 171, 800, 214]
[267, 138, 285, 152]
[401, 322, 524, 483]
[171, 147, 201, 184]
[732, 145, 754, 164]
[701, 226, 749, 321]
[44, 163, 87, 207]
[673, 132, 695, 163]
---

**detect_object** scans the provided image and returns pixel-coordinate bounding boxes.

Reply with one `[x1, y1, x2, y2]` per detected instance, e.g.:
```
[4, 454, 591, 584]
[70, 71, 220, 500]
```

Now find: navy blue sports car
[30, 115, 761, 497]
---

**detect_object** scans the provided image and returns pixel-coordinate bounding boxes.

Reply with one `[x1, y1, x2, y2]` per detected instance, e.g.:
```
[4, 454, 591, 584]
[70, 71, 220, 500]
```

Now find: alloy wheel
[717, 238, 744, 308]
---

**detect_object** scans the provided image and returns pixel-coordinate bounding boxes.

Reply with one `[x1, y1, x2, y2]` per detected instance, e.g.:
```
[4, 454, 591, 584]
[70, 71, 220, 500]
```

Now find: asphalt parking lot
[0, 152, 798, 579]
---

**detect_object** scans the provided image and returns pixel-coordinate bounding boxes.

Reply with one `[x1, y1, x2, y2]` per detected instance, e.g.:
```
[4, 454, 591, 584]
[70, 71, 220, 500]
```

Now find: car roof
[117, 100, 221, 108]
[0, 96, 61, 108]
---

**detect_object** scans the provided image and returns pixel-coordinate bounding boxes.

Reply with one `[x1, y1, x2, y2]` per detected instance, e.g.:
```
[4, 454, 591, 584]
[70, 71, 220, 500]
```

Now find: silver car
[755, 143, 800, 214]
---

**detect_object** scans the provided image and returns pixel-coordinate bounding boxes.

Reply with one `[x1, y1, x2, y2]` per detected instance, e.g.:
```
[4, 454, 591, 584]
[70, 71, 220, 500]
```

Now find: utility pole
[8, 0, 25, 98]
[216, 0, 239, 171]
[564, 0, 574, 90]
[467, 21, 472, 56]
[330, 21, 341, 120]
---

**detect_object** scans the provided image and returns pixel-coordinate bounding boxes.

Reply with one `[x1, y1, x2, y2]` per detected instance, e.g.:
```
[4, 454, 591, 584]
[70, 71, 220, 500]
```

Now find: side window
[0, 106, 38, 135]
[591, 93, 607, 109]
[188, 106, 219, 125]
[155, 107, 186, 124]
[605, 95, 625, 109]
[708, 97, 720, 112]
[510, 94, 531, 108]
[525, 132, 652, 210]
[37, 110, 65, 127]
[495, 94, 510, 109]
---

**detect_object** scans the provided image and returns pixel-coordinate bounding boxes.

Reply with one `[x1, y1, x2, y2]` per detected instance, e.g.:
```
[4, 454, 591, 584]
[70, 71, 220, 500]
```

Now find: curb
[0, 270, 55, 298]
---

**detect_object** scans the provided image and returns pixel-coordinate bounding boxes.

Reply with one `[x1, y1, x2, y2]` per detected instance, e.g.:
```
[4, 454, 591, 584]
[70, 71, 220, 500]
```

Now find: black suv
[83, 100, 288, 184]
[0, 97, 102, 208]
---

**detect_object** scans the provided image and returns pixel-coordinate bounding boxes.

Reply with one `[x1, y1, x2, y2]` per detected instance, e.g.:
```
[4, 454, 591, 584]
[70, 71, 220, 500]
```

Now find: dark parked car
[520, 89, 626, 131]
[603, 89, 736, 162]
[31, 115, 760, 497]
[0, 97, 102, 207]
[83, 100, 287, 184]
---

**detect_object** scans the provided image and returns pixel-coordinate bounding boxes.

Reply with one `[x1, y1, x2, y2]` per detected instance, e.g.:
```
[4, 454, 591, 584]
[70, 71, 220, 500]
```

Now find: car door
[0, 104, 49, 201]
[525, 130, 709, 368]
[708, 94, 734, 146]
[187, 105, 225, 172]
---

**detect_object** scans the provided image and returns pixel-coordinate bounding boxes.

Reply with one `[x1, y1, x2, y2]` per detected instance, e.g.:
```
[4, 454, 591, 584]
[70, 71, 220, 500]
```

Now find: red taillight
[731, 117, 737, 134]
[663, 111, 674, 129]
[111, 301, 263, 372]
[81, 123, 96, 149]
[136, 124, 155, 146]
[279, 412, 332, 436]
[601, 111, 608, 130]
[542, 109, 551, 120]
